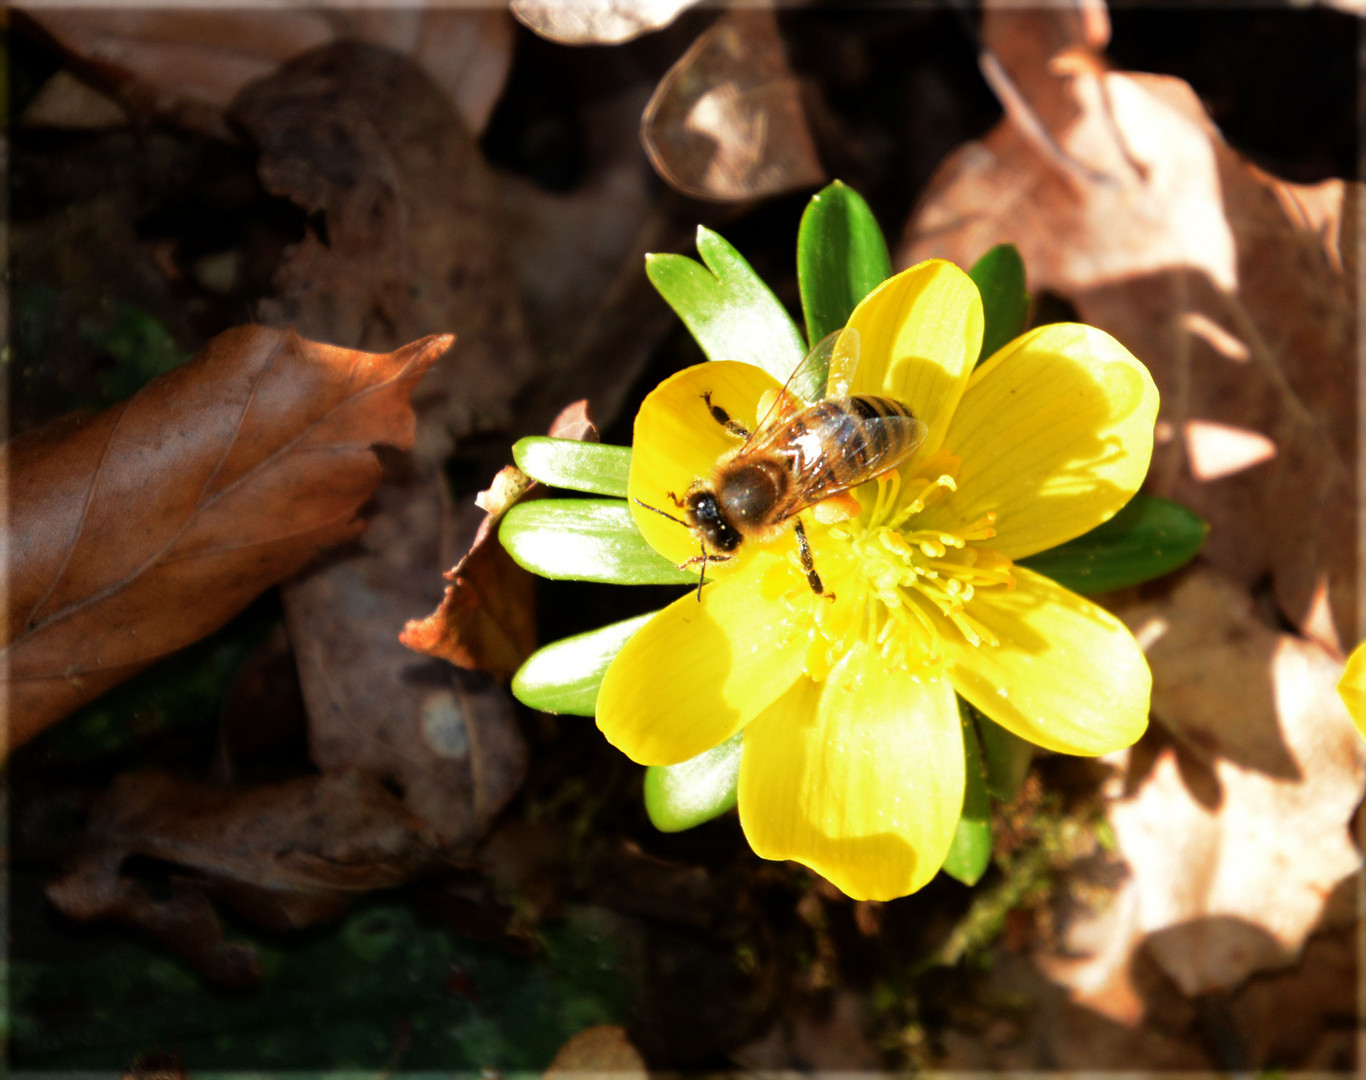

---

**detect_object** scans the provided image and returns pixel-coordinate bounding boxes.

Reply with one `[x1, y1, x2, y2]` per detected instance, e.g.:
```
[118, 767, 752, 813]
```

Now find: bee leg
[678, 550, 733, 602]
[794, 519, 835, 601]
[701, 392, 750, 440]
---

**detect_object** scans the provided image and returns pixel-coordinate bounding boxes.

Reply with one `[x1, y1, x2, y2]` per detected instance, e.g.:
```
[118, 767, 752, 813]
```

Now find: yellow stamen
[786, 460, 1013, 680]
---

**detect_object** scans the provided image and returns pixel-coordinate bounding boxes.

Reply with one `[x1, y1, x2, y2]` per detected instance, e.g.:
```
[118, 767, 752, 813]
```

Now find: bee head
[686, 490, 742, 552]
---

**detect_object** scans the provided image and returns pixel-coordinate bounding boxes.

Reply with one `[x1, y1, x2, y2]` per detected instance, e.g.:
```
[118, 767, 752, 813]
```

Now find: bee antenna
[696, 542, 707, 602]
[633, 497, 688, 528]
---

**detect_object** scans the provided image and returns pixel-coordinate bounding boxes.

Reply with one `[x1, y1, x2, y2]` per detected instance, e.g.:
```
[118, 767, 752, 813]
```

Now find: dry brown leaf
[21, 7, 514, 138]
[1, 325, 448, 753]
[511, 0, 699, 45]
[234, 42, 535, 848]
[47, 769, 438, 986]
[1041, 569, 1364, 1015]
[899, 8, 1356, 642]
[641, 8, 826, 202]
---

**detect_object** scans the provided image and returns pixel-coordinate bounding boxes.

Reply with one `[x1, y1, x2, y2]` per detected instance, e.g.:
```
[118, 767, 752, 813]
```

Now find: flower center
[768, 458, 1015, 682]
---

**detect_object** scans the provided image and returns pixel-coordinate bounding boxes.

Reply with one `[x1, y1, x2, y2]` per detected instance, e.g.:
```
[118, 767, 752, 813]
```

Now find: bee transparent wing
[823, 327, 861, 399]
[746, 327, 861, 450]
[775, 403, 928, 521]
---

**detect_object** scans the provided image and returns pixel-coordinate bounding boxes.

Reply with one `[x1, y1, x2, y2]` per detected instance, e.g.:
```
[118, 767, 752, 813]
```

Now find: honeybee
[638, 327, 927, 600]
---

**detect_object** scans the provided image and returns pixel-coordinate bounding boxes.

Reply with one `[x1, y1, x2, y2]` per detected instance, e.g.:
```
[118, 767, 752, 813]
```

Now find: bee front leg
[679, 549, 734, 602]
[794, 519, 835, 601]
[701, 392, 751, 440]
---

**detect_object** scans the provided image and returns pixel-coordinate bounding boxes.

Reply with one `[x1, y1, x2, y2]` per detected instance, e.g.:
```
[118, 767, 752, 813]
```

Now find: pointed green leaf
[1020, 494, 1209, 595]
[797, 180, 892, 345]
[499, 499, 695, 585]
[941, 700, 993, 885]
[969, 244, 1029, 365]
[513, 437, 632, 497]
[645, 226, 806, 384]
[512, 612, 657, 715]
[644, 730, 743, 832]
[970, 703, 1035, 802]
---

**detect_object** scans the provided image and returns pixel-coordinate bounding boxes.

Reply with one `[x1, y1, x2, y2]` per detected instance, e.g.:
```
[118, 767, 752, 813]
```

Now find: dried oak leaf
[1041, 569, 1365, 1016]
[899, 6, 1357, 642]
[401, 401, 598, 679]
[20, 7, 514, 138]
[234, 42, 533, 848]
[47, 769, 439, 987]
[2, 326, 448, 753]
[232, 39, 536, 451]
[641, 8, 826, 202]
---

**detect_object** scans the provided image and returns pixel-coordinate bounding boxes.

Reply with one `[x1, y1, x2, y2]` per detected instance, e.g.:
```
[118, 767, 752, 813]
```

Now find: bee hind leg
[701, 392, 750, 440]
[794, 519, 835, 601]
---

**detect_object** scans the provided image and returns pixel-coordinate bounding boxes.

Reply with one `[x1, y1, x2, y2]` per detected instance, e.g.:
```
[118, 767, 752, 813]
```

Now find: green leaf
[970, 703, 1035, 802]
[941, 701, 993, 885]
[645, 226, 806, 384]
[644, 731, 743, 832]
[1019, 494, 1209, 595]
[797, 180, 892, 345]
[968, 244, 1029, 365]
[512, 611, 657, 715]
[513, 437, 632, 497]
[499, 499, 695, 585]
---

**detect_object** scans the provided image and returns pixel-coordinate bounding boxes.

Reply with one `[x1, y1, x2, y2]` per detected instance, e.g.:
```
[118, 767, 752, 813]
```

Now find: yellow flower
[1339, 642, 1366, 738]
[597, 260, 1159, 901]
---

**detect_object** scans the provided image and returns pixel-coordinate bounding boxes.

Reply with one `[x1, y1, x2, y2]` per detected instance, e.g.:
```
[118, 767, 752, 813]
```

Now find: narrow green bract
[644, 731, 743, 832]
[797, 180, 892, 345]
[968, 244, 1030, 366]
[940, 703, 993, 886]
[499, 499, 694, 585]
[512, 612, 658, 716]
[645, 226, 806, 383]
[513, 437, 631, 497]
[1020, 494, 1208, 595]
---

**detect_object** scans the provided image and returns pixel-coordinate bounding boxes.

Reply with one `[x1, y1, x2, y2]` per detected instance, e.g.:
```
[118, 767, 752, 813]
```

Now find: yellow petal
[919, 323, 1159, 559]
[845, 260, 983, 466]
[945, 566, 1150, 755]
[1339, 641, 1366, 739]
[596, 552, 806, 766]
[628, 360, 781, 566]
[738, 646, 965, 900]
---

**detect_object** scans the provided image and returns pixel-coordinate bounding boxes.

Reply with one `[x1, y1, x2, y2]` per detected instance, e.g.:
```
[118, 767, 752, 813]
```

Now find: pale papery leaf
[641, 8, 826, 202]
[0, 326, 448, 755]
[545, 1025, 647, 1077]
[511, 0, 699, 44]
[1041, 569, 1365, 1013]
[20, 7, 514, 137]
[900, 8, 1356, 642]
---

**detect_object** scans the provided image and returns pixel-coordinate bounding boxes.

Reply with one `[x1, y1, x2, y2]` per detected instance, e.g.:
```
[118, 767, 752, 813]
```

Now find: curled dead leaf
[1, 326, 449, 754]
[641, 8, 826, 201]
[47, 769, 439, 987]
[401, 400, 600, 680]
